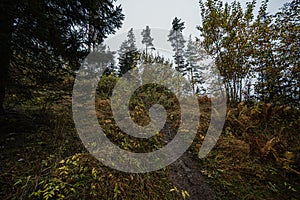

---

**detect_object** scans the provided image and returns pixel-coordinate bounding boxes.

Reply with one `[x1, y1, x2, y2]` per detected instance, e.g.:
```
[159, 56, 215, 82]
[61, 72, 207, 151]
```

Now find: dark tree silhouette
[0, 0, 124, 113]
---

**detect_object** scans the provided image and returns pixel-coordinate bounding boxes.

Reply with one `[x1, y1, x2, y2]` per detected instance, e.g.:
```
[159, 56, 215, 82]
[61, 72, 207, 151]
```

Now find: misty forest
[0, 0, 299, 199]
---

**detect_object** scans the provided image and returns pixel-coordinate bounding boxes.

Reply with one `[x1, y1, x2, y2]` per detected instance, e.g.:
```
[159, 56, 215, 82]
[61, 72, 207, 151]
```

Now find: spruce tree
[141, 26, 154, 56]
[168, 17, 186, 75]
[118, 28, 139, 76]
[0, 0, 124, 113]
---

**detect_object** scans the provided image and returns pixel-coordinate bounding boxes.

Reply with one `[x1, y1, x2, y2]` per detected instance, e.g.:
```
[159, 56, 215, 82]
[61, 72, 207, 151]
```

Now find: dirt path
[169, 151, 216, 200]
[162, 101, 215, 200]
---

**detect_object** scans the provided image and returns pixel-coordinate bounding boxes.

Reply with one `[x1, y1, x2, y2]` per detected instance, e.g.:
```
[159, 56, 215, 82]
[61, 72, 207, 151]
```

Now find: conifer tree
[0, 0, 124, 113]
[141, 26, 154, 56]
[118, 28, 139, 76]
[168, 17, 186, 75]
[273, 0, 300, 106]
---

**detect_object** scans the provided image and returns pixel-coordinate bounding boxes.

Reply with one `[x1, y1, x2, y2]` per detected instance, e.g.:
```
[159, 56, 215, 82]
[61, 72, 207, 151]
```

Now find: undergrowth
[1, 87, 299, 199]
[0, 96, 180, 199]
[197, 101, 300, 200]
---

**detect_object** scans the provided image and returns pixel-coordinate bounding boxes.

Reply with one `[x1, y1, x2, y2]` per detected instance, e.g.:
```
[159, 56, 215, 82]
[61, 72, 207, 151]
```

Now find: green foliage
[31, 153, 176, 200]
[272, 0, 300, 106]
[9, 0, 124, 69]
[252, 0, 281, 104]
[2, 1, 300, 200]
[97, 74, 118, 99]
[198, 0, 299, 107]
[198, 0, 255, 102]
[118, 28, 139, 76]
[0, 95, 178, 199]
[0, 0, 125, 112]
[1, 85, 299, 200]
[96, 81, 181, 153]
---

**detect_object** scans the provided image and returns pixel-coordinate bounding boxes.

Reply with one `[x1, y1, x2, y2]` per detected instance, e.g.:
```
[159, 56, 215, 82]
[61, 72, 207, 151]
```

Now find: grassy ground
[1, 93, 299, 199]
[0, 101, 179, 199]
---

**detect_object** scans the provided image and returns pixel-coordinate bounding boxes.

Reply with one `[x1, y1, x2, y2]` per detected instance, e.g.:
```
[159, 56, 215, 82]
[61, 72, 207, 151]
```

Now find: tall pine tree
[141, 25, 154, 57]
[118, 28, 139, 76]
[168, 17, 186, 75]
[168, 17, 186, 96]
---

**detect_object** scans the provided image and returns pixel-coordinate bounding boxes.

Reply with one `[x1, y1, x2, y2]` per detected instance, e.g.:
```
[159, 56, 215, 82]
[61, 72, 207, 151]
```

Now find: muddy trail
[169, 151, 216, 200]
[161, 99, 216, 200]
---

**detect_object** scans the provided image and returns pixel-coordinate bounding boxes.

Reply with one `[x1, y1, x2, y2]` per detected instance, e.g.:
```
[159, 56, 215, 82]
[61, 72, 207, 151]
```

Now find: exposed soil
[169, 151, 216, 200]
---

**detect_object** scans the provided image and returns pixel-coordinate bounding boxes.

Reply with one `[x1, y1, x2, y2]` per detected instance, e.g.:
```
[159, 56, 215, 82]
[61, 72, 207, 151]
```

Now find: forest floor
[169, 151, 215, 199]
[0, 95, 300, 199]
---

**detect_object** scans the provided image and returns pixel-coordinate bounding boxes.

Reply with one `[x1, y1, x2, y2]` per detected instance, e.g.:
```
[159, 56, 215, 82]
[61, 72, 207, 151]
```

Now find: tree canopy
[198, 0, 299, 106]
[0, 0, 124, 113]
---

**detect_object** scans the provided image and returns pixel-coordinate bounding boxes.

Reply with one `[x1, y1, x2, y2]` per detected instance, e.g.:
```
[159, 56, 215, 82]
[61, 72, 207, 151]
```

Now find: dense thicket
[0, 0, 124, 113]
[198, 0, 299, 107]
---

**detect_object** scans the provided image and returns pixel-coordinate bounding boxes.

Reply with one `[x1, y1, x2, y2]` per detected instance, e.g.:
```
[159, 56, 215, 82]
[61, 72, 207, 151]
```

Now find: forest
[0, 0, 299, 199]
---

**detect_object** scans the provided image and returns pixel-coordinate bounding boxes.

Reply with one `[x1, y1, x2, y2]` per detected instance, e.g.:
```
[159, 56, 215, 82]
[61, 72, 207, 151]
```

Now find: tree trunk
[0, 2, 14, 114]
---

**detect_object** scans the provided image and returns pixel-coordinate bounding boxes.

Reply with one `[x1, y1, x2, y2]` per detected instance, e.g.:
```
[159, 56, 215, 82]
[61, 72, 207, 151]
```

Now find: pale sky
[110, 0, 290, 37]
[106, 0, 291, 53]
